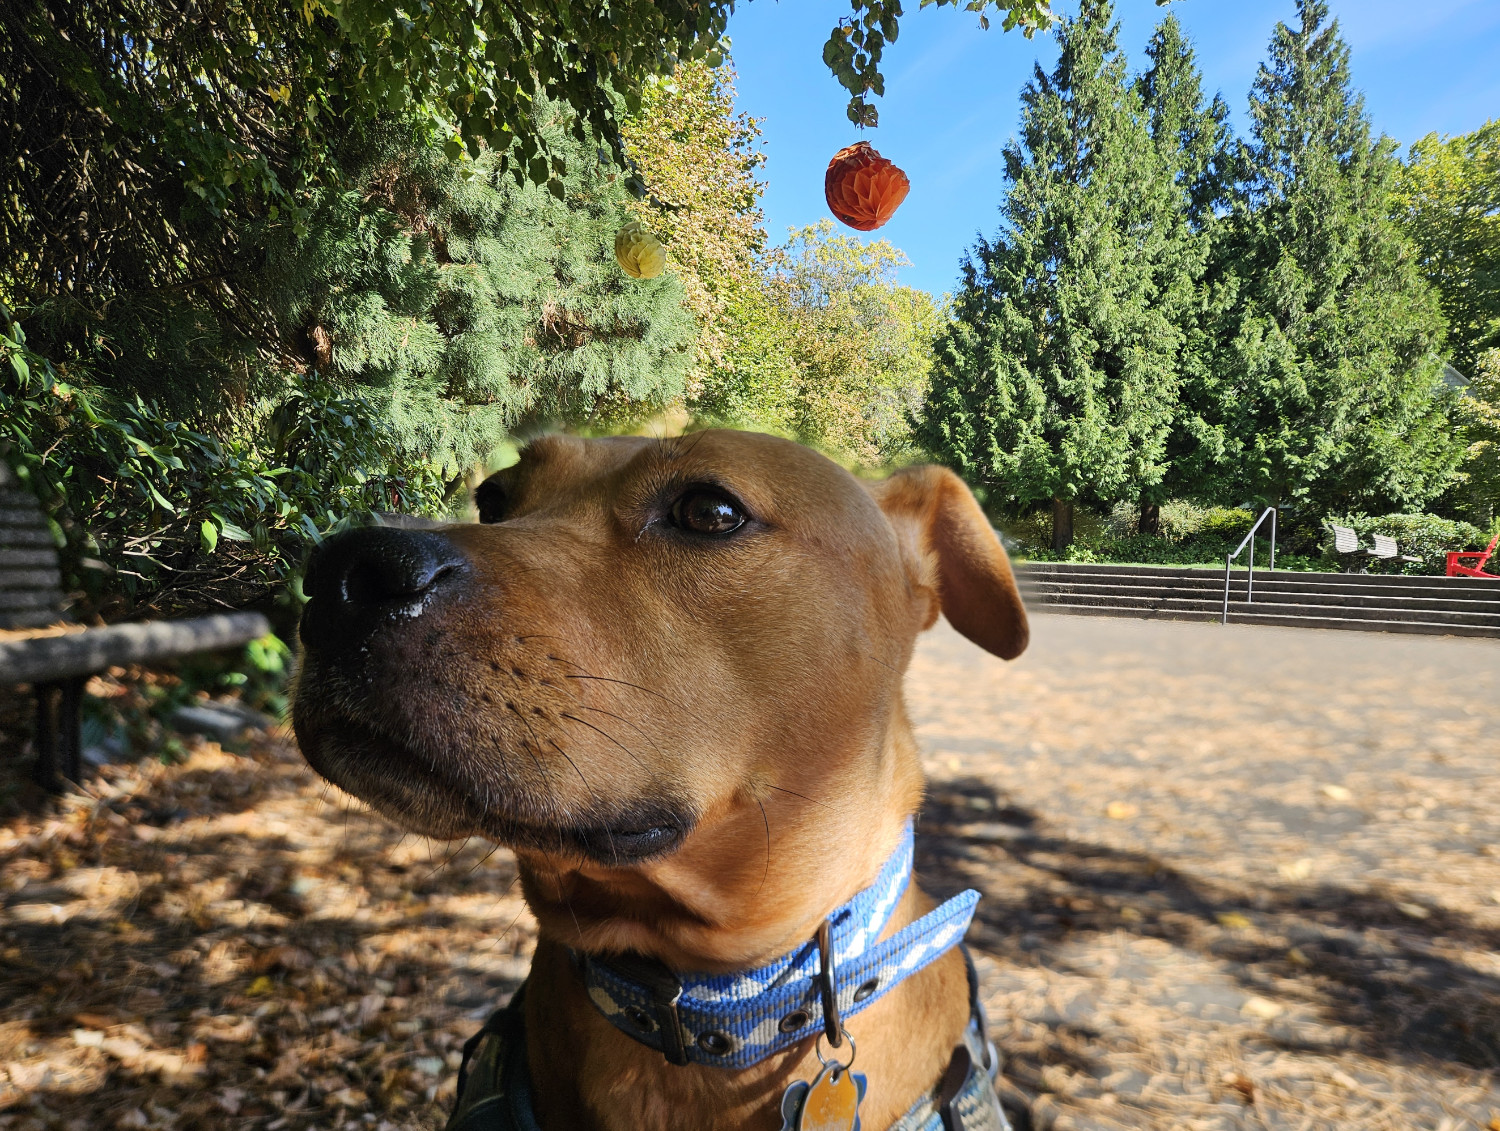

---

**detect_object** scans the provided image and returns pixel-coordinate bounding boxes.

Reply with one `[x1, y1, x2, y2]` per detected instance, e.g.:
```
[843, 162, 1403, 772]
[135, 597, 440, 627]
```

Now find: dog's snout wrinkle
[299, 526, 469, 653]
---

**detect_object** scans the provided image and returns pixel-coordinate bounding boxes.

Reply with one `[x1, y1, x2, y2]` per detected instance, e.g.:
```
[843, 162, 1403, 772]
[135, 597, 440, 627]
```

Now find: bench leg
[58, 676, 83, 782]
[31, 682, 60, 791]
[30, 677, 85, 792]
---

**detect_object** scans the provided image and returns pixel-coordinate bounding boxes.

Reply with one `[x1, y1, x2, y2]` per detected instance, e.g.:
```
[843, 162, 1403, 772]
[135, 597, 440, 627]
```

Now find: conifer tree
[258, 109, 696, 474]
[1206, 0, 1460, 513]
[918, 0, 1190, 550]
[1136, 14, 1234, 531]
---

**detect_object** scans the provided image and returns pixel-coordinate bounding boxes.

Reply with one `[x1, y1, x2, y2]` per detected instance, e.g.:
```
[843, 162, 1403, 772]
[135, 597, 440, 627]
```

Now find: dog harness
[445, 823, 1011, 1130]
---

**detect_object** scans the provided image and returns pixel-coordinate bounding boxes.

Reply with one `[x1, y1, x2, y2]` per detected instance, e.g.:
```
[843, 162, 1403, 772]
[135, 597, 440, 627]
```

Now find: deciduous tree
[1394, 120, 1500, 376]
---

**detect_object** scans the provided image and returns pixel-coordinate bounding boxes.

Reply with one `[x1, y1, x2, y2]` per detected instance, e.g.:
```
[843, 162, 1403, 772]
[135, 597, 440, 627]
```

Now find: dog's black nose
[299, 527, 469, 653]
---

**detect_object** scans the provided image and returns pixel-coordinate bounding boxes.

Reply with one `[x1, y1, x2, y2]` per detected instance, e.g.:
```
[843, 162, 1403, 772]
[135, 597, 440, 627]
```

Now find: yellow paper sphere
[615, 221, 666, 280]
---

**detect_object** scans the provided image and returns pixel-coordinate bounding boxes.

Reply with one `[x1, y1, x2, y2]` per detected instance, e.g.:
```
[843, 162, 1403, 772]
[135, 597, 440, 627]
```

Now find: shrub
[1004, 500, 1328, 571]
[2, 308, 448, 620]
[1323, 513, 1497, 575]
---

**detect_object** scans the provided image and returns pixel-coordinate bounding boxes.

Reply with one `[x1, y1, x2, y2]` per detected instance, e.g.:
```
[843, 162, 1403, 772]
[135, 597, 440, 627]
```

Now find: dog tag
[779, 1062, 867, 1131]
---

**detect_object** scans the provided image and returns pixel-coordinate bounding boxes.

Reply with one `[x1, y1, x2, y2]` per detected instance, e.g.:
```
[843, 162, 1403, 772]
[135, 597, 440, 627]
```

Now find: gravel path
[1, 614, 1497, 1129]
[910, 613, 1500, 1130]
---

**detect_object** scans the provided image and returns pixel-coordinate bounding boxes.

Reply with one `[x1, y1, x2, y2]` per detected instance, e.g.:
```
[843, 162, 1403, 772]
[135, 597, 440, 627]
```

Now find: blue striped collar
[577, 820, 980, 1069]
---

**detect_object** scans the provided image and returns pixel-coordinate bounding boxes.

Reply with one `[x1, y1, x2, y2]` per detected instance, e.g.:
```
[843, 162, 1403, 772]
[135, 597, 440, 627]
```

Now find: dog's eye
[474, 479, 508, 524]
[671, 488, 746, 536]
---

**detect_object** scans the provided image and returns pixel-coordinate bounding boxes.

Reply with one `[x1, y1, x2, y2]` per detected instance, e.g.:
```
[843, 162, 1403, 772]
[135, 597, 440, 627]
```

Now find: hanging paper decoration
[614, 221, 667, 279]
[824, 141, 910, 232]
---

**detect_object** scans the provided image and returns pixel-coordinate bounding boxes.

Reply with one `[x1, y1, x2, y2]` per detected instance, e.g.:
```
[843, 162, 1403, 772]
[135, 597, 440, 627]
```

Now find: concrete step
[1021, 580, 1500, 615]
[1034, 600, 1500, 638]
[1019, 561, 1499, 594]
[1028, 590, 1500, 627]
[1014, 561, 1500, 638]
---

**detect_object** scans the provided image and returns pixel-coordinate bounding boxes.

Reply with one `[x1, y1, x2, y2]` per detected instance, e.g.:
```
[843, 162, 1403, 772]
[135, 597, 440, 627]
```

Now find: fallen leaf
[1220, 1070, 1255, 1103]
[1216, 911, 1252, 929]
[1320, 784, 1352, 802]
[1277, 858, 1312, 881]
[1396, 901, 1431, 920]
[1105, 801, 1137, 819]
[1240, 996, 1283, 1020]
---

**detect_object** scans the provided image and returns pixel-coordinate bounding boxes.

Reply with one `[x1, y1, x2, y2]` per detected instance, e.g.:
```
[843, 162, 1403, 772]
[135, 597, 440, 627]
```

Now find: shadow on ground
[0, 738, 532, 1130]
[917, 775, 1500, 1124]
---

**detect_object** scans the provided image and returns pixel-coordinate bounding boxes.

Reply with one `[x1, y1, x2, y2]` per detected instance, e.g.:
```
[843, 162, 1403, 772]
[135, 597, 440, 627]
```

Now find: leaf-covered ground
[3, 614, 1499, 1130]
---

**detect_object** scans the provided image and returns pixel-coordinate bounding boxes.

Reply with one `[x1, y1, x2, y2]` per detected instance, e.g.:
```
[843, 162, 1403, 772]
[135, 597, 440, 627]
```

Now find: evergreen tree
[1206, 0, 1460, 513]
[917, 0, 1191, 550]
[258, 109, 696, 474]
[1138, 15, 1233, 232]
[1135, 14, 1233, 532]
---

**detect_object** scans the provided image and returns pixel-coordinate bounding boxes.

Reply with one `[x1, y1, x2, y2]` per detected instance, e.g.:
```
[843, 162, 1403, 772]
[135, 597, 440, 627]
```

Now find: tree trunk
[1051, 497, 1074, 552]
[1139, 495, 1161, 536]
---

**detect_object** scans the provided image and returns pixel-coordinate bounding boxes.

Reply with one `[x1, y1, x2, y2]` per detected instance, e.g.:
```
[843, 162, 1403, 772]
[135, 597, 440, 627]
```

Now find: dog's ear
[869, 465, 1028, 661]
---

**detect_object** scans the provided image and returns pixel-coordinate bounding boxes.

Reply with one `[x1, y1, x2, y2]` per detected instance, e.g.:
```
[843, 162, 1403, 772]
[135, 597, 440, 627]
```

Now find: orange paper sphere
[824, 141, 910, 232]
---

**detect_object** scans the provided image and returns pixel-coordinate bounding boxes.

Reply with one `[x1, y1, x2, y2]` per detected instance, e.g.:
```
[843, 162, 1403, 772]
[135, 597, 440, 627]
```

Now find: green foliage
[1394, 120, 1500, 375]
[923, 1, 1467, 543]
[622, 61, 770, 381]
[1137, 16, 1235, 511]
[825, 0, 1062, 127]
[1201, 0, 1460, 515]
[695, 222, 942, 465]
[1323, 512, 1496, 575]
[1002, 500, 1325, 570]
[1, 307, 444, 618]
[259, 112, 695, 469]
[1449, 348, 1500, 524]
[918, 0, 1197, 544]
[1, 0, 1050, 357]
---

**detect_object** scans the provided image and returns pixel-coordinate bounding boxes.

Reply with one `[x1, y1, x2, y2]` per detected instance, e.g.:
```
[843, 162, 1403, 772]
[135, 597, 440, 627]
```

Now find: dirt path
[2, 614, 1497, 1129]
[911, 613, 1500, 1130]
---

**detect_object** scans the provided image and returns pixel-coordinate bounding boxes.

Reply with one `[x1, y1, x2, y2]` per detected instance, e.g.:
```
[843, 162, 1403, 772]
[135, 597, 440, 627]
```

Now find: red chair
[1447, 530, 1500, 579]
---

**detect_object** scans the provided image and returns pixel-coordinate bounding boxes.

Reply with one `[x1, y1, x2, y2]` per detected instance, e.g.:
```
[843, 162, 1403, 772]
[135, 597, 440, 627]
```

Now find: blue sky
[724, 0, 1500, 298]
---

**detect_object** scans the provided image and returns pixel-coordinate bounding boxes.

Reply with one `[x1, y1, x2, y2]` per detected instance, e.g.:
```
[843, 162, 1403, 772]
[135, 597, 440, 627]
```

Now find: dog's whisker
[563, 673, 684, 708]
[547, 740, 593, 794]
[551, 862, 585, 942]
[505, 705, 563, 803]
[465, 839, 503, 878]
[754, 799, 771, 898]
[423, 833, 471, 883]
[568, 703, 664, 756]
[558, 712, 651, 774]
[765, 783, 835, 812]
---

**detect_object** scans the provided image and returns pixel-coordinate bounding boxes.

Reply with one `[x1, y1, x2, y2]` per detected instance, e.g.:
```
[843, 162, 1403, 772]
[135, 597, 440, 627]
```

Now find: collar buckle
[594, 951, 689, 1066]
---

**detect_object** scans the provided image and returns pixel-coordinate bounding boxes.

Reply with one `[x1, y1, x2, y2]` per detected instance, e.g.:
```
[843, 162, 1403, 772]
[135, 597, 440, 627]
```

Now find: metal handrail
[1222, 507, 1277, 624]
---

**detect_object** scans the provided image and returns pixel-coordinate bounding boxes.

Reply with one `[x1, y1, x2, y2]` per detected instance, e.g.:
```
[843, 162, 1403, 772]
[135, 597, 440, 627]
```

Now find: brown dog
[291, 429, 1027, 1130]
